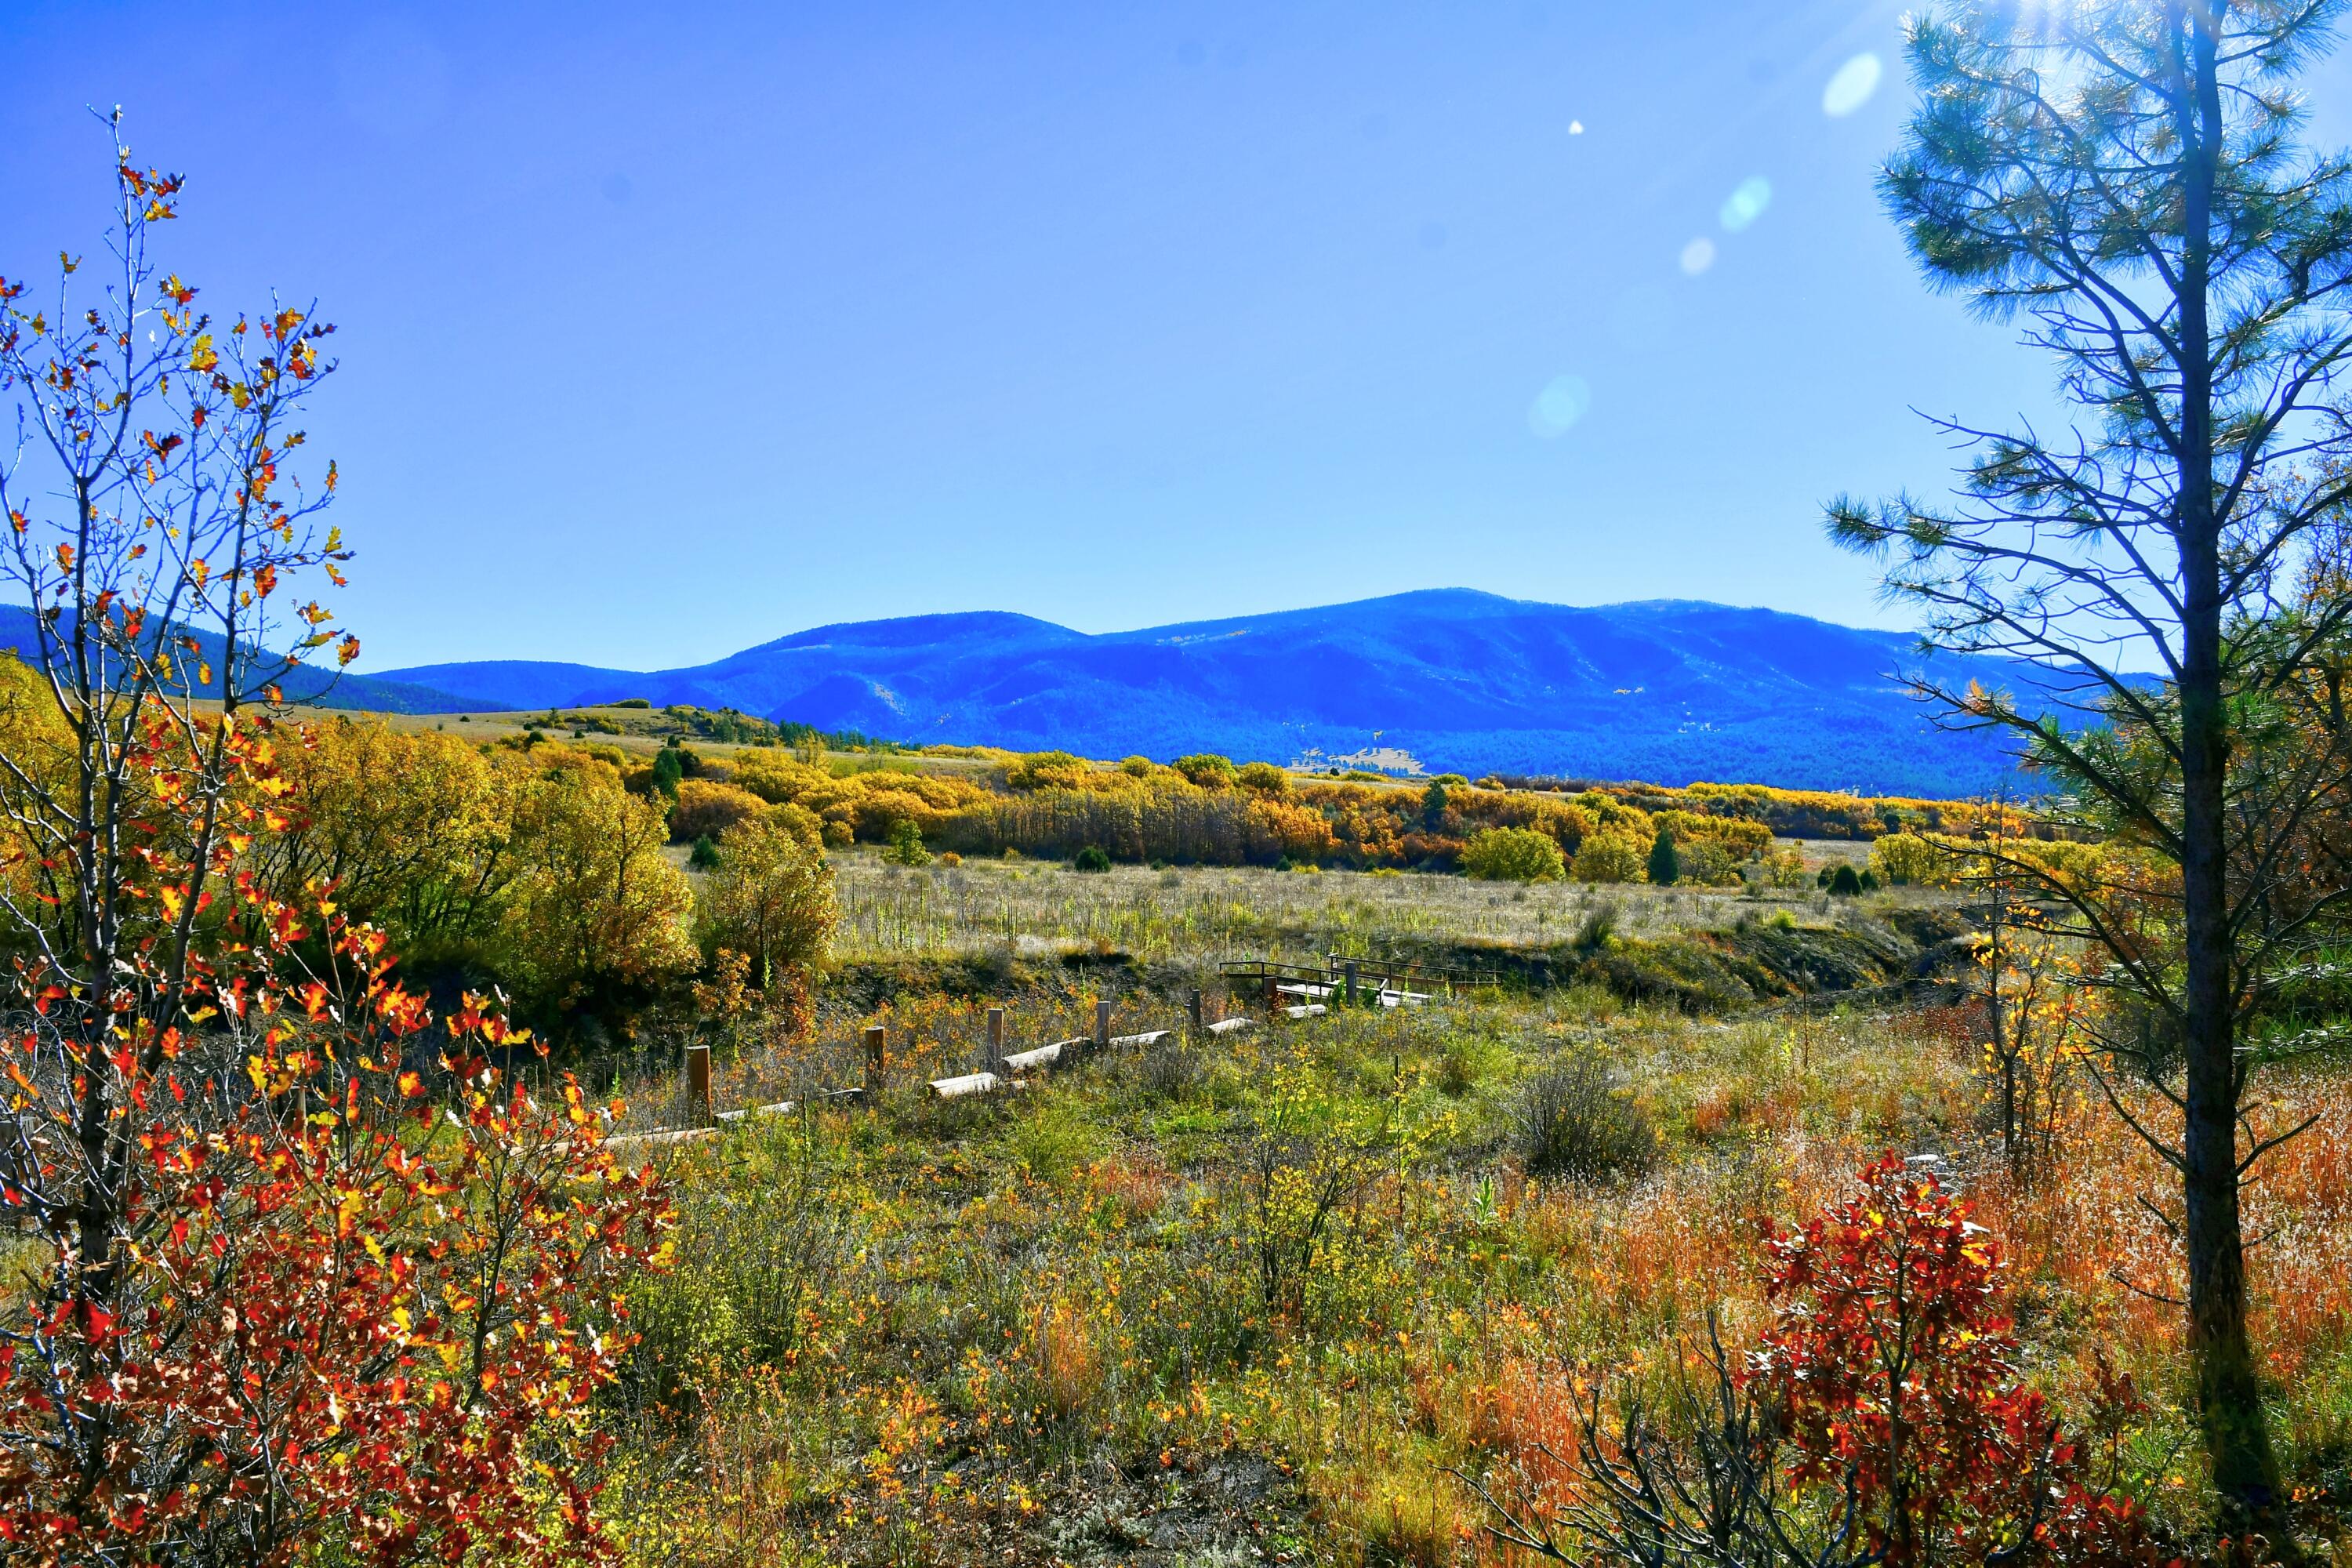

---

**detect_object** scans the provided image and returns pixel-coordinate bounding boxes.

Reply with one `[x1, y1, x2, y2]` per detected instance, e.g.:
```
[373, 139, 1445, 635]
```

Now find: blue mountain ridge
[374, 590, 2039, 797]
[0, 604, 469, 714]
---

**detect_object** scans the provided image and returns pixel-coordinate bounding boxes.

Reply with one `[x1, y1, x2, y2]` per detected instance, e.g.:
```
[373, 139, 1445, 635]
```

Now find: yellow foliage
[1572, 829, 1646, 884]
[669, 779, 767, 844]
[699, 812, 838, 991]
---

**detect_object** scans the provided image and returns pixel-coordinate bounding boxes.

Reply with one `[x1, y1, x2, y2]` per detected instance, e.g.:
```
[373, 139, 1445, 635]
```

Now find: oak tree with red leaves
[0, 117, 670, 1567]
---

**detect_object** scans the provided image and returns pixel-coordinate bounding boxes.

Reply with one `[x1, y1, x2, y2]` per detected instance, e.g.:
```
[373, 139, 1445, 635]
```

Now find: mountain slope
[374, 590, 2034, 795]
[0, 606, 468, 715]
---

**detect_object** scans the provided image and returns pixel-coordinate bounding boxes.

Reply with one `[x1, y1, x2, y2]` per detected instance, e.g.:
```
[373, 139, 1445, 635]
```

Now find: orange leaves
[185, 334, 218, 373]
[336, 634, 360, 667]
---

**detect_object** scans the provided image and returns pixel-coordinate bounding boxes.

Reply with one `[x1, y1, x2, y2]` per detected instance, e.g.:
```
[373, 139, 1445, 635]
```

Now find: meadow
[593, 852, 2352, 1568]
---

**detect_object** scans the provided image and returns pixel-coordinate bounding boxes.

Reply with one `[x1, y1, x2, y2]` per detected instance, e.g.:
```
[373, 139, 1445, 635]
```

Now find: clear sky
[5, 2, 2349, 673]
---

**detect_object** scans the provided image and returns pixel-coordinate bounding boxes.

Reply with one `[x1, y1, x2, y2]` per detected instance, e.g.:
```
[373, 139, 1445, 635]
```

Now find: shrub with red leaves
[1749, 1154, 2173, 1567]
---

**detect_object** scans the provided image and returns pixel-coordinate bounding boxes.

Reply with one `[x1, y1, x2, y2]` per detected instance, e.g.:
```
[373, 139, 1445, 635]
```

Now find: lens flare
[1526, 375, 1592, 439]
[1719, 176, 1772, 232]
[1822, 53, 1882, 116]
[1679, 237, 1716, 275]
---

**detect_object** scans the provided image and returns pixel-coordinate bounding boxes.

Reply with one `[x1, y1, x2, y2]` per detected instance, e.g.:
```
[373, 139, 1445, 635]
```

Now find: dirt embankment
[818, 906, 1979, 1019]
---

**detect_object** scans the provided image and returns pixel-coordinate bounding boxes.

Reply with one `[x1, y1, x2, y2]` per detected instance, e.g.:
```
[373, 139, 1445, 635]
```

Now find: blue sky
[6, 2, 2349, 672]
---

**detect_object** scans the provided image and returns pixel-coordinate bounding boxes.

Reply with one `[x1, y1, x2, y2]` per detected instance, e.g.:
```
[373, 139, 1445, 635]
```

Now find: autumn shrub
[1675, 836, 1739, 887]
[1871, 829, 1951, 887]
[1515, 1054, 1657, 1183]
[1172, 752, 1239, 788]
[1571, 830, 1645, 884]
[0, 721, 670, 1566]
[1464, 826, 1568, 883]
[1236, 760, 1292, 794]
[1476, 1157, 2168, 1568]
[699, 812, 840, 993]
[1234, 1065, 1390, 1321]
[499, 767, 699, 1010]
[670, 778, 768, 844]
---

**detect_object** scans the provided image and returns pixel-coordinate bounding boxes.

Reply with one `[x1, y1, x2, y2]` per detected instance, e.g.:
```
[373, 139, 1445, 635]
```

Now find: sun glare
[1821, 51, 1882, 116]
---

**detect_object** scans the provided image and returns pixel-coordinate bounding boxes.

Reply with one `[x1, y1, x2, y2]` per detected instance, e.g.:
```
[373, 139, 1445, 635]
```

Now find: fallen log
[1002, 1037, 1086, 1074]
[929, 1070, 1009, 1099]
[1204, 1017, 1254, 1037]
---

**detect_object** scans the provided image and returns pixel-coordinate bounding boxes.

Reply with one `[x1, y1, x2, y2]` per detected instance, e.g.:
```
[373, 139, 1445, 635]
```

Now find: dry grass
[827, 851, 1940, 963]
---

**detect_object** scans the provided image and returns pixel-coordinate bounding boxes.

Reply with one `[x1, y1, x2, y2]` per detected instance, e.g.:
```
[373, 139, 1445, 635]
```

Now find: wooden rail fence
[612, 953, 1490, 1149]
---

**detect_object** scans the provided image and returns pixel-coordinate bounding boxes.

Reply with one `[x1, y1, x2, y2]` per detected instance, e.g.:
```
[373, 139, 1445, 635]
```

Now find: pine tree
[1646, 827, 1679, 887]
[1828, 2, 2352, 1525]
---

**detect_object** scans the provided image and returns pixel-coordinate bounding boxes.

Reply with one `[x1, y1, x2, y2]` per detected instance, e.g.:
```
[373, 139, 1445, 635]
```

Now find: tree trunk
[2174, 6, 2288, 1542]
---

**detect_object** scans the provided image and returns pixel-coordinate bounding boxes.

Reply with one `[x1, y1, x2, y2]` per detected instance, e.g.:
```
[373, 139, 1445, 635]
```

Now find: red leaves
[0, 703, 673, 1568]
[1746, 1156, 2171, 1567]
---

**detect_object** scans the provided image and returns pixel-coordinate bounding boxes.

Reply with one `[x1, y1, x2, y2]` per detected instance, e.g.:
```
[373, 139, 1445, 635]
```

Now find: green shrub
[1517, 1054, 1657, 1183]
[1461, 826, 1566, 883]
[688, 833, 722, 870]
[1171, 753, 1238, 789]
[1073, 845, 1112, 873]
[883, 818, 932, 866]
[1828, 862, 1864, 896]
[614, 697, 653, 708]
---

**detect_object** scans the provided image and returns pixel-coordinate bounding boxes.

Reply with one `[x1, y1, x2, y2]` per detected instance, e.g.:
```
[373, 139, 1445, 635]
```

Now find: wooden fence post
[1344, 960, 1359, 1007]
[1263, 971, 1279, 1010]
[863, 1024, 886, 1098]
[1094, 999, 1112, 1051]
[686, 1044, 713, 1127]
[988, 1006, 1005, 1075]
[1187, 988, 1203, 1038]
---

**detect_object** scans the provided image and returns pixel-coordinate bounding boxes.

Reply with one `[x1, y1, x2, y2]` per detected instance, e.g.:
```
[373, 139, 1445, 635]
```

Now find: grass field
[597, 857, 2352, 1568]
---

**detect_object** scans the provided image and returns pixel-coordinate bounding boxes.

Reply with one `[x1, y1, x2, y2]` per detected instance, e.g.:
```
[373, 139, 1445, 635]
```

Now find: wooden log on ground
[1282, 1004, 1327, 1019]
[717, 1099, 796, 1123]
[1003, 1038, 1086, 1074]
[1204, 1017, 1254, 1037]
[1107, 1029, 1172, 1049]
[929, 1070, 1004, 1099]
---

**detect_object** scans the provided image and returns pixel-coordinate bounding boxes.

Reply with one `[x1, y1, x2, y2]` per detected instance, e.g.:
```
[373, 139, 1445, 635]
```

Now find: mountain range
[335, 590, 2034, 797]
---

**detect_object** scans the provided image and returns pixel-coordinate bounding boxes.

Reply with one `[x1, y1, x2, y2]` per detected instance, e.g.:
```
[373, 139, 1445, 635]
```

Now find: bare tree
[1827, 2, 2352, 1539]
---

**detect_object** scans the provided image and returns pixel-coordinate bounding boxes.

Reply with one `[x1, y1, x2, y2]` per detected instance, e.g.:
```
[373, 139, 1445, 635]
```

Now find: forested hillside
[371, 591, 2039, 795]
